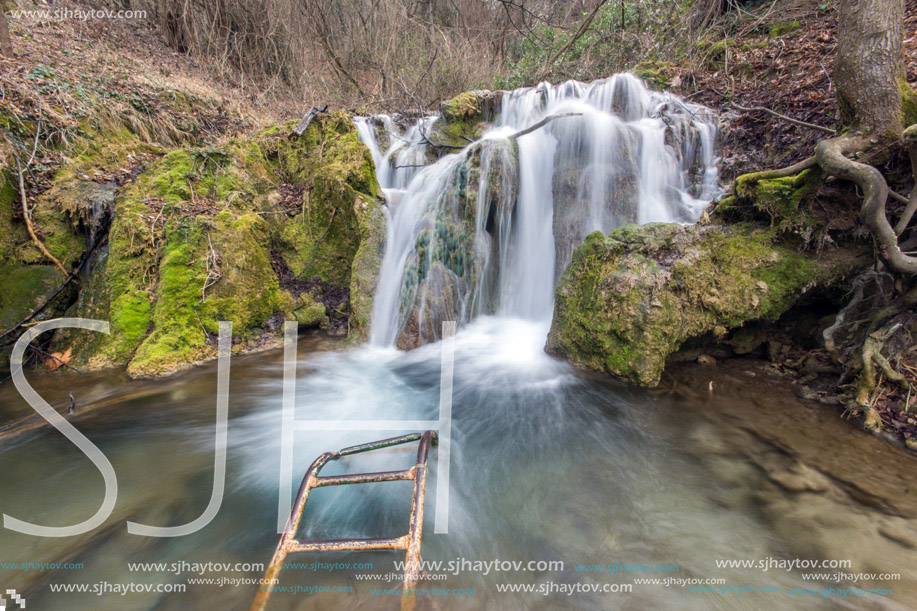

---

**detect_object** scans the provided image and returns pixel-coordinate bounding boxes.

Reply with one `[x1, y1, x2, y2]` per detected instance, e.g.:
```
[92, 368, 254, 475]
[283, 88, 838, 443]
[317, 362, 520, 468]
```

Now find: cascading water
[357, 74, 720, 349]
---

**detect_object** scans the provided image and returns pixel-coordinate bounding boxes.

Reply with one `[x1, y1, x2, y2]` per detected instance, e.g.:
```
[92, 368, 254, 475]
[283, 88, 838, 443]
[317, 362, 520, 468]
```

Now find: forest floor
[676, 0, 917, 183]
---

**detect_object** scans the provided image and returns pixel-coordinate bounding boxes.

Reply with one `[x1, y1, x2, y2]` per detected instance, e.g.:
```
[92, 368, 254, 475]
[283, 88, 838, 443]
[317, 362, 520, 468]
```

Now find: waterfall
[357, 73, 720, 349]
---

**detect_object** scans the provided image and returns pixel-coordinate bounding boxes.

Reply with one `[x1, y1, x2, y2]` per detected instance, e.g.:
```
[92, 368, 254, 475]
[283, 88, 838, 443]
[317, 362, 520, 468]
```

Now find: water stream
[1, 325, 916, 610]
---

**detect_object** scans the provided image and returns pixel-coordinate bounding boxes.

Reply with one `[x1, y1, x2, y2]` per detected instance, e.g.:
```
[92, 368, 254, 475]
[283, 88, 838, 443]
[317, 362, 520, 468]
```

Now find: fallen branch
[730, 102, 837, 135]
[508, 112, 582, 139]
[291, 106, 328, 138]
[16, 160, 68, 276]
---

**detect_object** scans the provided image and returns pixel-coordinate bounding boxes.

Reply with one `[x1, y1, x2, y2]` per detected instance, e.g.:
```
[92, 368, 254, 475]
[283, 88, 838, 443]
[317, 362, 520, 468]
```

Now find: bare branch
[16, 160, 68, 276]
[729, 102, 837, 135]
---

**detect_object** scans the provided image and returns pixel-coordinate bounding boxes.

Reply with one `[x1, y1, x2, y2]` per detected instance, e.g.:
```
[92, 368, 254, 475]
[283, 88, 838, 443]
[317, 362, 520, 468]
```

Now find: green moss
[109, 291, 152, 355]
[741, 41, 769, 51]
[55, 119, 163, 185]
[899, 77, 917, 129]
[546, 223, 857, 387]
[264, 111, 381, 292]
[201, 211, 287, 333]
[441, 90, 490, 123]
[731, 168, 823, 235]
[0, 265, 68, 329]
[0, 172, 25, 265]
[128, 229, 210, 377]
[82, 189, 158, 368]
[635, 61, 674, 89]
[54, 109, 386, 374]
[285, 291, 327, 327]
[768, 21, 801, 37]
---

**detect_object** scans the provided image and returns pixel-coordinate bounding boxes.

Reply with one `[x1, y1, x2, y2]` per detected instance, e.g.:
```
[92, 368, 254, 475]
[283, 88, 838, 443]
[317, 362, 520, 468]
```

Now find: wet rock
[398, 262, 466, 350]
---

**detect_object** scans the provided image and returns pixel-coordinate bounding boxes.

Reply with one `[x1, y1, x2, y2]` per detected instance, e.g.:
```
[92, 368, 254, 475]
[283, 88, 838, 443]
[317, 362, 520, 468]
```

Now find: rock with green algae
[545, 222, 865, 387]
[714, 167, 824, 238]
[396, 138, 518, 348]
[0, 264, 77, 367]
[426, 90, 502, 157]
[50, 111, 386, 376]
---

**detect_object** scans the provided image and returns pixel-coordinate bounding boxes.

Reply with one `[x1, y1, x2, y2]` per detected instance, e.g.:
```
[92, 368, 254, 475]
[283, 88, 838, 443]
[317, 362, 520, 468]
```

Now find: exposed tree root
[857, 324, 906, 409]
[736, 156, 818, 184]
[823, 274, 867, 360]
[815, 133, 917, 274]
[771, 121, 917, 436]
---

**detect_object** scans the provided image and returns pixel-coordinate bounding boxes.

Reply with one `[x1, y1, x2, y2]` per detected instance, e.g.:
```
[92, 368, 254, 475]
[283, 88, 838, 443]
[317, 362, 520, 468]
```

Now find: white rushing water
[357, 73, 720, 348]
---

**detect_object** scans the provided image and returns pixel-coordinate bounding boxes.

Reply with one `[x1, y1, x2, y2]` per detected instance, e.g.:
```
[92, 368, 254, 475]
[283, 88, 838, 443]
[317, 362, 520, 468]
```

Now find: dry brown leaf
[46, 347, 72, 371]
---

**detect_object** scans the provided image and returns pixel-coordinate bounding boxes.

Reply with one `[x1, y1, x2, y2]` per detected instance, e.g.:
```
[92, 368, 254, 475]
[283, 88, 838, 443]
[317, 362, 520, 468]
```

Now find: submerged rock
[546, 222, 865, 387]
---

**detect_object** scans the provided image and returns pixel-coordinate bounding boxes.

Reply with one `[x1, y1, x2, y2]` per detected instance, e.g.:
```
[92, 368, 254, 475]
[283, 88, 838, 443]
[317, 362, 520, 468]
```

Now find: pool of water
[1, 317, 915, 610]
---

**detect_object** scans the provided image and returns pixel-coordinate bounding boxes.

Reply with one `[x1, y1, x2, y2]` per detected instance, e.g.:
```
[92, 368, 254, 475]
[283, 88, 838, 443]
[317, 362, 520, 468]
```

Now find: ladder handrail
[251, 431, 437, 611]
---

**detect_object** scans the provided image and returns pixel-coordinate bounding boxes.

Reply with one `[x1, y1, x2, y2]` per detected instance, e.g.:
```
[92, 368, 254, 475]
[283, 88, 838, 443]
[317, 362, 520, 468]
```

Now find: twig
[26, 343, 83, 374]
[729, 102, 836, 135]
[16, 159, 68, 276]
[507, 113, 582, 139]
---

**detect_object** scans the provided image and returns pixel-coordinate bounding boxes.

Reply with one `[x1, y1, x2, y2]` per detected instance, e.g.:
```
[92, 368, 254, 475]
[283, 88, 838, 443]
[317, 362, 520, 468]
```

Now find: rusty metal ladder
[251, 431, 438, 611]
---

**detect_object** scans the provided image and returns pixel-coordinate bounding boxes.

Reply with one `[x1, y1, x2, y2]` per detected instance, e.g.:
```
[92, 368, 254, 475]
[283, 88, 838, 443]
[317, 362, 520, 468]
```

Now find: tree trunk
[834, 0, 906, 141]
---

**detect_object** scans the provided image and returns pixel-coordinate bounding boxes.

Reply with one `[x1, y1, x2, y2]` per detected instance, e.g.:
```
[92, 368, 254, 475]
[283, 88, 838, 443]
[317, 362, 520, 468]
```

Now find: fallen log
[291, 106, 329, 137]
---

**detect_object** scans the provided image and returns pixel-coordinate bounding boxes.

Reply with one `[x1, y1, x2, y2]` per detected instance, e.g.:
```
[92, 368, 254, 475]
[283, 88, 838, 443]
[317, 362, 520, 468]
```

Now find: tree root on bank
[814, 127, 917, 274]
[857, 325, 907, 426]
[761, 123, 917, 434]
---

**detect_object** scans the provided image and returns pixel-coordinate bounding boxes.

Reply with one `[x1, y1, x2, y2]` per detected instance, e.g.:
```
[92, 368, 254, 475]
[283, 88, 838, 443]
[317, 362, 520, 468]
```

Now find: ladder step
[290, 536, 409, 553]
[313, 468, 416, 487]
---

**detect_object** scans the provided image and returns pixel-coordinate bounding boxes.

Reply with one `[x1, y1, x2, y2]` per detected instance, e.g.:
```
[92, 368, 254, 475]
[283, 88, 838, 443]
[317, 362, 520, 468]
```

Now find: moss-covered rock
[545, 222, 865, 387]
[440, 90, 500, 124]
[715, 167, 824, 239]
[426, 90, 501, 154]
[262, 112, 382, 292]
[48, 110, 386, 376]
